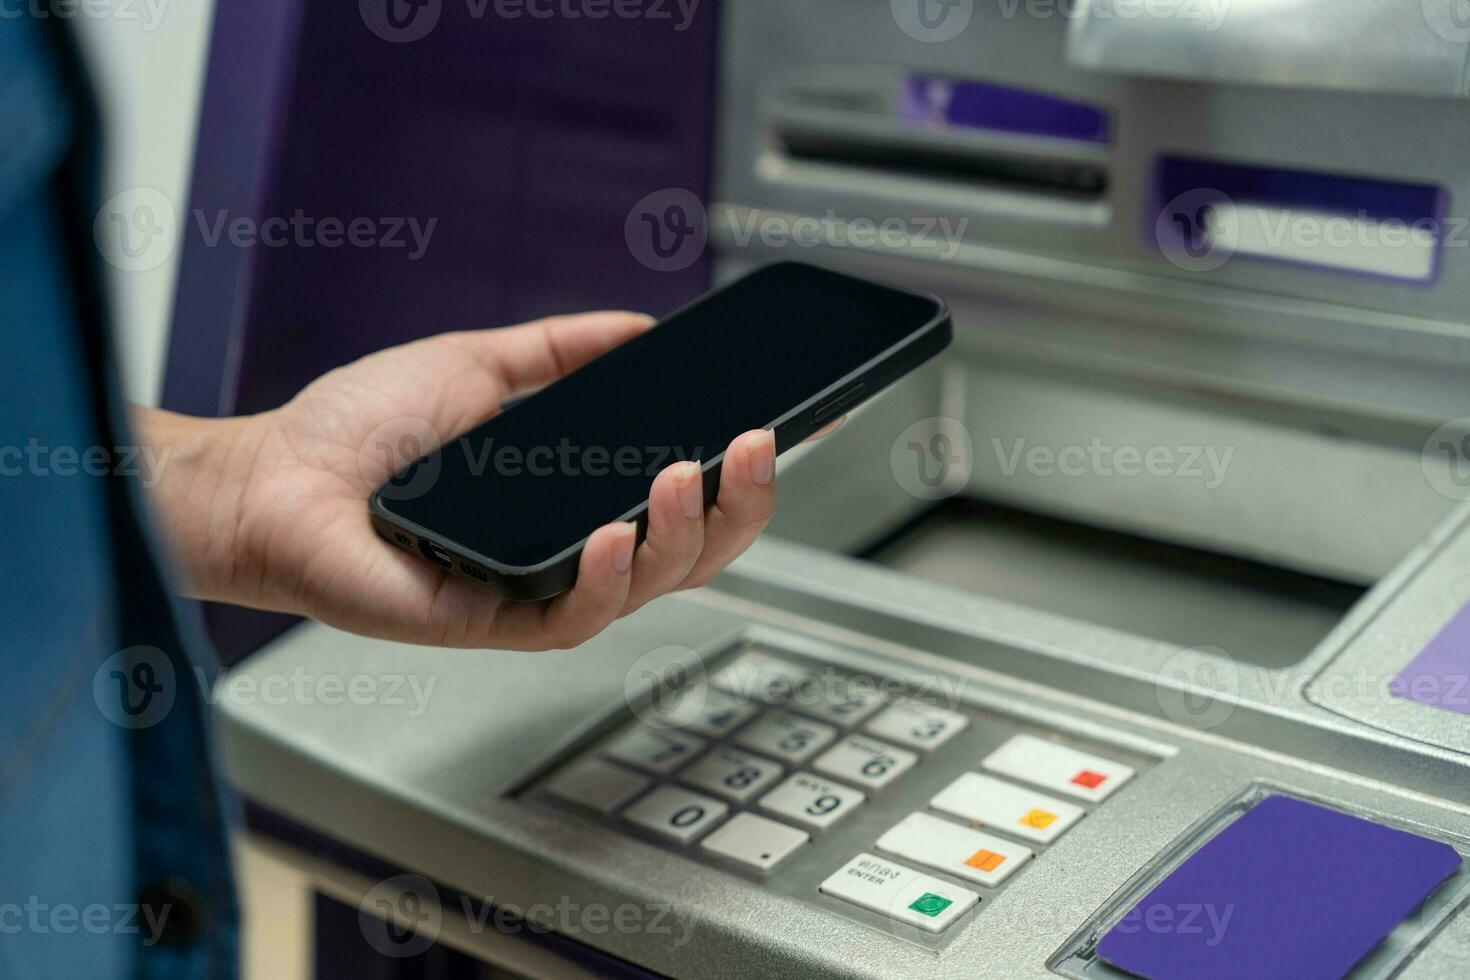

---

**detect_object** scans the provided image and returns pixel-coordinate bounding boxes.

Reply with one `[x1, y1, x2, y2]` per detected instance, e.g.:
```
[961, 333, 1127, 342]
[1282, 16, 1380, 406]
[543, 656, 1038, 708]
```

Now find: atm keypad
[528, 641, 1147, 942]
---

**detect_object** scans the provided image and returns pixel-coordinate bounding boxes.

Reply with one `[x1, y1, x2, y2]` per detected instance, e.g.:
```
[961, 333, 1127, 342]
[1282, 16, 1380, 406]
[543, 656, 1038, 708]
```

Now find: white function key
[865, 701, 969, 750]
[700, 813, 810, 871]
[794, 676, 887, 726]
[649, 686, 760, 739]
[981, 734, 1135, 801]
[819, 852, 978, 934]
[709, 647, 811, 703]
[546, 757, 651, 814]
[876, 812, 1032, 888]
[735, 711, 839, 764]
[681, 747, 785, 803]
[758, 772, 865, 829]
[930, 772, 1085, 844]
[813, 736, 919, 790]
[623, 786, 728, 844]
[602, 726, 706, 775]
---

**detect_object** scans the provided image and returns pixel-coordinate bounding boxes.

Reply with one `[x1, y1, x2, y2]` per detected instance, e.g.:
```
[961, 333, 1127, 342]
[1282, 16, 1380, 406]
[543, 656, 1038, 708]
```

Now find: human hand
[140, 312, 825, 650]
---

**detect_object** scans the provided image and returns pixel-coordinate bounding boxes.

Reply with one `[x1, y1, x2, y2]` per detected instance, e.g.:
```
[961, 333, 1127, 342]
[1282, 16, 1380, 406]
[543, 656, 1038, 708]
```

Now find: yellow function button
[1020, 808, 1058, 830]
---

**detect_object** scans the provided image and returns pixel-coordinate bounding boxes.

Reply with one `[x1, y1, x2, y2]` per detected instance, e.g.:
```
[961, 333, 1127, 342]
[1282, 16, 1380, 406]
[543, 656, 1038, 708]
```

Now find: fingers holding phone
[673, 430, 776, 593]
[622, 459, 708, 614]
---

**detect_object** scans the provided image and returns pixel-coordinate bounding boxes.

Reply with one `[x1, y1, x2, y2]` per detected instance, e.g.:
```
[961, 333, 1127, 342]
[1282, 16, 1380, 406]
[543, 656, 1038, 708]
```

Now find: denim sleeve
[0, 15, 238, 980]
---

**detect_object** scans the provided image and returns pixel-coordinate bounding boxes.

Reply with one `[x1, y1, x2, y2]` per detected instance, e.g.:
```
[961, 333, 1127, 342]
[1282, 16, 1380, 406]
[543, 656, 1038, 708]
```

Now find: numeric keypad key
[681, 747, 785, 803]
[758, 772, 865, 829]
[814, 736, 918, 790]
[736, 711, 838, 764]
[623, 786, 728, 843]
[602, 726, 706, 774]
[865, 701, 968, 750]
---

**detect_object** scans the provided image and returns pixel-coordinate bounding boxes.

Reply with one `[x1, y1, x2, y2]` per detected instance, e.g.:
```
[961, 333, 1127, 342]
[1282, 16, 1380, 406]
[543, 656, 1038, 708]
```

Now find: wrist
[130, 406, 272, 603]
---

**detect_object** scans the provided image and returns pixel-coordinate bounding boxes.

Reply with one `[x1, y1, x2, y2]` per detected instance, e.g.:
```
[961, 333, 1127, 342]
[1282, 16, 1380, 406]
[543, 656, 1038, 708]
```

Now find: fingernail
[674, 461, 703, 520]
[613, 523, 636, 573]
[749, 431, 776, 486]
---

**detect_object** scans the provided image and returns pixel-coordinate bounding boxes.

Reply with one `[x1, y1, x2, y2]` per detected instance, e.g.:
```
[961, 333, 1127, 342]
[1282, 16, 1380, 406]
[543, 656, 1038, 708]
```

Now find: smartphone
[370, 261, 950, 600]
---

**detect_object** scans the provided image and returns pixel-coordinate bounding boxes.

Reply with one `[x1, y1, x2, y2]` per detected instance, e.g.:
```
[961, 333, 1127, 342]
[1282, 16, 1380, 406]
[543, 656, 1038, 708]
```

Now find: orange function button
[965, 849, 1006, 873]
[981, 734, 1135, 801]
[877, 812, 1032, 887]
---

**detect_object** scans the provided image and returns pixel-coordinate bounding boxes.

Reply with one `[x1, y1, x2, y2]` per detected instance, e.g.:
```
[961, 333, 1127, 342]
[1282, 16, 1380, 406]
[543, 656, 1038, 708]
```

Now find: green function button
[908, 893, 953, 918]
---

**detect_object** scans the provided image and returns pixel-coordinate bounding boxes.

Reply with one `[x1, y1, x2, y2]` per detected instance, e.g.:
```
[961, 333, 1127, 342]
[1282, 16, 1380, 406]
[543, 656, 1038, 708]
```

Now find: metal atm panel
[713, 0, 1469, 590]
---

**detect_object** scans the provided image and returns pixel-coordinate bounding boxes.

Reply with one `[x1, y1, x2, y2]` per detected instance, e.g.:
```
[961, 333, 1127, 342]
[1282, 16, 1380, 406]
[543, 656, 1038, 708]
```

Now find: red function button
[982, 734, 1135, 801]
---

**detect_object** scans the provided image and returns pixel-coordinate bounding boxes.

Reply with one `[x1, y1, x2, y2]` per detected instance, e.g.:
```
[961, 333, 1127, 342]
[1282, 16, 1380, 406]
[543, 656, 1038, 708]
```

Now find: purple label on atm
[900, 75, 1110, 143]
[1391, 601, 1470, 715]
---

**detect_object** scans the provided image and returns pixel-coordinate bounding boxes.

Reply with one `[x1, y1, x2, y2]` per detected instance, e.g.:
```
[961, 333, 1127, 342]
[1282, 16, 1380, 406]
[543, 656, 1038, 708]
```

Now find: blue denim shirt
[0, 16, 238, 980]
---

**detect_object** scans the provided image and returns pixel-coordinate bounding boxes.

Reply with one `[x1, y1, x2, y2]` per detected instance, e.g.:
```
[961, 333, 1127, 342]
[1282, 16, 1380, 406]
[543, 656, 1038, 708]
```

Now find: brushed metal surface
[219, 508, 1470, 977]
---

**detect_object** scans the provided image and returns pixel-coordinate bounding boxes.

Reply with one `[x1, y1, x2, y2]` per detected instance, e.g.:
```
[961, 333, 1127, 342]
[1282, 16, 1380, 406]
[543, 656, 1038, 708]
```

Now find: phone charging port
[418, 540, 453, 568]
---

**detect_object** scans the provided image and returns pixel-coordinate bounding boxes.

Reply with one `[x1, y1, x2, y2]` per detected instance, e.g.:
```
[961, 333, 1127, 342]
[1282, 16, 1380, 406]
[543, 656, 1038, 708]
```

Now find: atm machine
[175, 1, 1470, 976]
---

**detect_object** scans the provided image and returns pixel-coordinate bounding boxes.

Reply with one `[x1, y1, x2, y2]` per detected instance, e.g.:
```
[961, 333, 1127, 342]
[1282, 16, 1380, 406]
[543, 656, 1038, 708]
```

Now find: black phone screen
[379, 262, 944, 569]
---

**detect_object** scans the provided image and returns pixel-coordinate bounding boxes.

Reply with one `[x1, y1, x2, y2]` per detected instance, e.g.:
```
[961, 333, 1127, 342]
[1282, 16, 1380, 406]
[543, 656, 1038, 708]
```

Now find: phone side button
[813, 382, 866, 422]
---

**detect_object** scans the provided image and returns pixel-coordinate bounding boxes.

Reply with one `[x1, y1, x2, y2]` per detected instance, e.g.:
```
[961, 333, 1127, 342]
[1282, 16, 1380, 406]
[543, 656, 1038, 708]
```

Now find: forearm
[128, 405, 269, 603]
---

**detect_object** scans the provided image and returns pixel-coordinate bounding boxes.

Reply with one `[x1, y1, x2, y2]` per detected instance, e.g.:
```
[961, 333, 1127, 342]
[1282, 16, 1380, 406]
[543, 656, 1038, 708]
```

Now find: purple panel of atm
[1392, 601, 1470, 716]
[1098, 795, 1461, 980]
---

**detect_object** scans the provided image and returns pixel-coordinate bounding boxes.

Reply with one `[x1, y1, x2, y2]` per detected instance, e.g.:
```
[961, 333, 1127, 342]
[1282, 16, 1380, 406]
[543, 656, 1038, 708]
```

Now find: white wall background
[73, 0, 217, 406]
